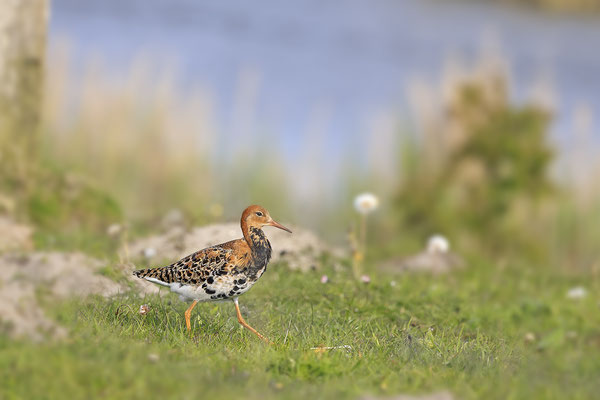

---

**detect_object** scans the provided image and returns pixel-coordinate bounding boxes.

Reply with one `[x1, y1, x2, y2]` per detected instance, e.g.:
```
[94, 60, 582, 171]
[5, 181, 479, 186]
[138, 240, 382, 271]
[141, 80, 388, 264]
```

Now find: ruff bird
[133, 205, 291, 343]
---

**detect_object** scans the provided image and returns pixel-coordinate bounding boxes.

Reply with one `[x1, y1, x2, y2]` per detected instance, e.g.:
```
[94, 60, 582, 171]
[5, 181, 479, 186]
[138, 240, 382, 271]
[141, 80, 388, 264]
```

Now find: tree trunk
[0, 0, 48, 187]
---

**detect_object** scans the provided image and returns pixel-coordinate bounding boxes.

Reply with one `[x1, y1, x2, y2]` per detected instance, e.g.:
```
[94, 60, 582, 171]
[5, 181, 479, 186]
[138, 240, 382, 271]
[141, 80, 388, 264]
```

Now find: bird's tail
[133, 267, 173, 287]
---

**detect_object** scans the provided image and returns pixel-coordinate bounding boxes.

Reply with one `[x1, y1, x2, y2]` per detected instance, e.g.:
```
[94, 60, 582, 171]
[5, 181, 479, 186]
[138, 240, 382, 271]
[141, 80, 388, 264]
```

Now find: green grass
[1, 262, 599, 399]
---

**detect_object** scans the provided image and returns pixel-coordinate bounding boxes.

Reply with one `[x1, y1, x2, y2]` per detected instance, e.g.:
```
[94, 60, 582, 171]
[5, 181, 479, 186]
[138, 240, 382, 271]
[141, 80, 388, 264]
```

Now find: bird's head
[241, 205, 292, 233]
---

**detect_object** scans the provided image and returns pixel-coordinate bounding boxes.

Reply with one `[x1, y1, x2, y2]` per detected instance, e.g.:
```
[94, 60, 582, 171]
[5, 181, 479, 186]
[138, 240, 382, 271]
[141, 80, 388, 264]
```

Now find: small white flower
[106, 224, 123, 237]
[147, 353, 160, 362]
[139, 304, 151, 315]
[524, 332, 536, 343]
[567, 286, 587, 300]
[427, 234, 450, 254]
[353, 193, 379, 215]
[142, 247, 157, 259]
[360, 274, 371, 284]
[390, 280, 397, 287]
[320, 275, 329, 284]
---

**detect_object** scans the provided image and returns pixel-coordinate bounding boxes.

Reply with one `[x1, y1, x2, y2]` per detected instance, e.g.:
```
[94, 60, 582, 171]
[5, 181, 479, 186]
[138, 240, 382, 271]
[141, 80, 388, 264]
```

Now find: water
[51, 0, 600, 158]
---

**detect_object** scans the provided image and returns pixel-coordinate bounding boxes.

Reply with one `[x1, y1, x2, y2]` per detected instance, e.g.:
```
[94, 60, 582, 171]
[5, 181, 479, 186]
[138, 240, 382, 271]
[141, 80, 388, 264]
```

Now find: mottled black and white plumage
[132, 205, 292, 342]
[134, 226, 273, 302]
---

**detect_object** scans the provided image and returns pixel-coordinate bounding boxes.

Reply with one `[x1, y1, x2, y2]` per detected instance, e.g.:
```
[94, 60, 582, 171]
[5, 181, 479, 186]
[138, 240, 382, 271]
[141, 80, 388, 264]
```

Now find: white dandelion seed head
[524, 332, 536, 343]
[427, 234, 450, 254]
[354, 193, 379, 215]
[567, 286, 587, 300]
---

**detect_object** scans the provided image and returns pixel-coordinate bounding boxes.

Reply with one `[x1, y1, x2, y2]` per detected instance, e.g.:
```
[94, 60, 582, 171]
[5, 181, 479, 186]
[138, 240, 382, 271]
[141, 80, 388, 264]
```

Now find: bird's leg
[184, 300, 198, 332]
[233, 298, 271, 344]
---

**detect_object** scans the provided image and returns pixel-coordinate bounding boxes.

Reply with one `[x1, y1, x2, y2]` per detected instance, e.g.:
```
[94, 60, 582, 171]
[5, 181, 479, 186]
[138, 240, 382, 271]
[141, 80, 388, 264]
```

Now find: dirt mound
[381, 251, 464, 274]
[117, 261, 162, 296]
[0, 252, 127, 340]
[0, 224, 342, 340]
[0, 216, 33, 252]
[379, 236, 464, 274]
[128, 223, 344, 271]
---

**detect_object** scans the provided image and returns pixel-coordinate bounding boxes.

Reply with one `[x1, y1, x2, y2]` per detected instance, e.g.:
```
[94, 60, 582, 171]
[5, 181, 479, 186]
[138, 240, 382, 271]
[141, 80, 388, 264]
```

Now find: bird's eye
[255, 211, 263, 217]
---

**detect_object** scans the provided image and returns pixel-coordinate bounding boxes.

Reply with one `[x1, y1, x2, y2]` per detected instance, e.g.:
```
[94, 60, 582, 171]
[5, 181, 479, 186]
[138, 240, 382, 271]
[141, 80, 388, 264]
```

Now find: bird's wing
[133, 243, 239, 286]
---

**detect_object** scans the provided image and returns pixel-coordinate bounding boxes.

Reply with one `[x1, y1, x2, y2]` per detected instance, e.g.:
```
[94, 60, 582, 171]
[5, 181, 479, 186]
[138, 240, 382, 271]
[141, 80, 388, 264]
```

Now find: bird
[133, 205, 292, 343]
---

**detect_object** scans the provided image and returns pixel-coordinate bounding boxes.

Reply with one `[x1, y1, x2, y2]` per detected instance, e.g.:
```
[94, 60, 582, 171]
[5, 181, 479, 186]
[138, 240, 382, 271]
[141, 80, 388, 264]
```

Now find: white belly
[168, 275, 254, 302]
[169, 283, 214, 302]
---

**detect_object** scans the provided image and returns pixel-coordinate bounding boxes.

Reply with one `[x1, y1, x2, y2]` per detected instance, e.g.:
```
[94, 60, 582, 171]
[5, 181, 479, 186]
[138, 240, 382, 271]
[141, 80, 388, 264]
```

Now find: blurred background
[1, 0, 600, 270]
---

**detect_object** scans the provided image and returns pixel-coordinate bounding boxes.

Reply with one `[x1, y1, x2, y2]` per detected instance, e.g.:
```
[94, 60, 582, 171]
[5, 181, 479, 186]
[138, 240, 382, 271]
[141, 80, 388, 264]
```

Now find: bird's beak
[268, 219, 292, 233]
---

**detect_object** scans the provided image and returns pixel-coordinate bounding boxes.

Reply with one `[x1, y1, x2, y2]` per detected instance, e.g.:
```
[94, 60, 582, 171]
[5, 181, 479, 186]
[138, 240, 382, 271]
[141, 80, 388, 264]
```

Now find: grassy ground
[1, 260, 599, 400]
